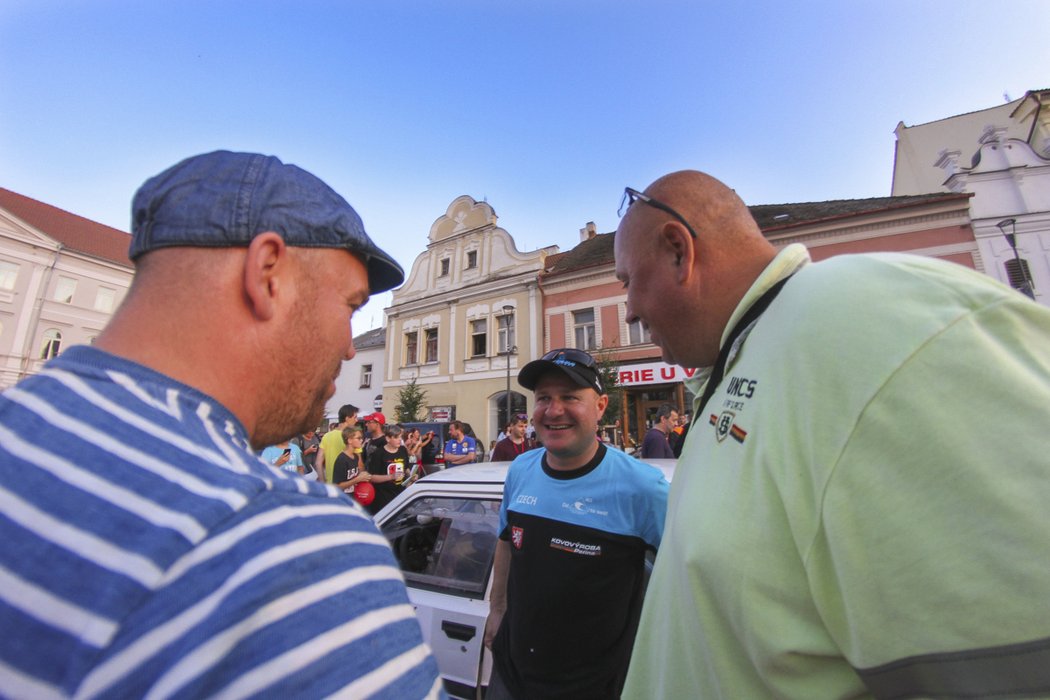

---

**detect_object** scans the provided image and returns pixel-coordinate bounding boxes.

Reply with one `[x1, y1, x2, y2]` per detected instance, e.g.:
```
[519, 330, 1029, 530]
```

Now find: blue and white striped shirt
[0, 346, 444, 699]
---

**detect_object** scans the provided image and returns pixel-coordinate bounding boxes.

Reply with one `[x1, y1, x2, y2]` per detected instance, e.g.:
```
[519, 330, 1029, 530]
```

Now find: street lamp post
[502, 305, 516, 429]
[997, 218, 1036, 299]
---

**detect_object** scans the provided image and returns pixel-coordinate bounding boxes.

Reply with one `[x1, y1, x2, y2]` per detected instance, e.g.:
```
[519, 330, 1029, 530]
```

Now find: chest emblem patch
[511, 526, 524, 549]
[709, 411, 748, 444]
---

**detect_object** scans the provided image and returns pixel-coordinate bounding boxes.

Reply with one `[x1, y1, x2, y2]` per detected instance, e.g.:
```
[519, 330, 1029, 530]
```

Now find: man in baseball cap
[361, 412, 387, 426]
[517, 347, 605, 395]
[483, 347, 669, 698]
[0, 151, 440, 696]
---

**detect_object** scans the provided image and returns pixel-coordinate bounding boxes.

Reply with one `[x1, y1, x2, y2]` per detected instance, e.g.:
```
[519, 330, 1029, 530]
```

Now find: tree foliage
[394, 377, 428, 423]
[594, 347, 623, 427]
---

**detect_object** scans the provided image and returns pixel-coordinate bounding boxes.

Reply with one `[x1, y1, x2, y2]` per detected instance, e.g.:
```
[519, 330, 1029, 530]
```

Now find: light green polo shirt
[624, 245, 1050, 698]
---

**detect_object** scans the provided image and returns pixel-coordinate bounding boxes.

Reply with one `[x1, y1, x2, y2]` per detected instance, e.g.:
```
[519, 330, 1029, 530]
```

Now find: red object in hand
[353, 482, 375, 506]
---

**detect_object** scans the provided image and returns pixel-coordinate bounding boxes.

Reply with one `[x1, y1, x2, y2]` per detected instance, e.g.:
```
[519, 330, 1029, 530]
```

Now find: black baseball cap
[518, 348, 605, 394]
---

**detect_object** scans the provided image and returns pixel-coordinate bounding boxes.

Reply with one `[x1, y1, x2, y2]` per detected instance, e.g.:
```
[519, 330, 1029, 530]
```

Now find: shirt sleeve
[808, 303, 1050, 692]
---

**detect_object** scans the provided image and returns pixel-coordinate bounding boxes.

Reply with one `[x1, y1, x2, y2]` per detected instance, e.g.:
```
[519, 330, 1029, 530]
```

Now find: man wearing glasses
[615, 171, 1050, 698]
[483, 349, 669, 699]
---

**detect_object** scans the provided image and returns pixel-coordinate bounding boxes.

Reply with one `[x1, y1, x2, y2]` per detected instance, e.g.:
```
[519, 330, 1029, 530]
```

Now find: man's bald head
[614, 170, 777, 368]
[645, 171, 763, 245]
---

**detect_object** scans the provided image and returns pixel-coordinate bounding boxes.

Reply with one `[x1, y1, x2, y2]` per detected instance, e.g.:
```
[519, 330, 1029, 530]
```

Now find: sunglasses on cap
[539, 348, 598, 370]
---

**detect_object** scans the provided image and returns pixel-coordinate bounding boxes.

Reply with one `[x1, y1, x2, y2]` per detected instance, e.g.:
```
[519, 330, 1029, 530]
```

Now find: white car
[373, 458, 676, 699]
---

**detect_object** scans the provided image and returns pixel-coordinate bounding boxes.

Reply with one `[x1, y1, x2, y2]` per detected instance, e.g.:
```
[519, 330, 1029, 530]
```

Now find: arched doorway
[490, 391, 528, 445]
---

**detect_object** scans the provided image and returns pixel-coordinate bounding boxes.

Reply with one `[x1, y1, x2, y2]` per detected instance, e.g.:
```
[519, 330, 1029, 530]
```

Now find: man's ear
[596, 392, 610, 421]
[661, 221, 696, 284]
[243, 232, 287, 321]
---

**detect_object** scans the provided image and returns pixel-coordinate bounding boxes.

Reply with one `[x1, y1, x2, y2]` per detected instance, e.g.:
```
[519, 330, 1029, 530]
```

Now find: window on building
[54, 277, 77, 304]
[440, 258, 450, 276]
[466, 251, 478, 269]
[405, 331, 419, 365]
[94, 287, 117, 313]
[628, 319, 651, 345]
[41, 329, 62, 359]
[573, 308, 596, 350]
[0, 260, 19, 290]
[360, 364, 372, 388]
[1005, 258, 1036, 294]
[498, 312, 515, 353]
[471, 319, 487, 357]
[425, 328, 439, 363]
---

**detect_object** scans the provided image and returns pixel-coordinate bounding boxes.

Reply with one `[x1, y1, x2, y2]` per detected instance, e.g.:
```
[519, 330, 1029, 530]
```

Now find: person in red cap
[361, 412, 387, 461]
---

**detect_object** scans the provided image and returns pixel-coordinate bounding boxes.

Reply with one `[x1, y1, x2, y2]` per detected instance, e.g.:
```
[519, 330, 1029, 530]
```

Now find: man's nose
[543, 399, 566, 416]
[623, 300, 639, 326]
[344, 335, 356, 361]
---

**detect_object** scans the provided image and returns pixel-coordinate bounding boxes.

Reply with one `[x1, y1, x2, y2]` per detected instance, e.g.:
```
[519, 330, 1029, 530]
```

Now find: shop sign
[616, 361, 701, 387]
[429, 405, 455, 422]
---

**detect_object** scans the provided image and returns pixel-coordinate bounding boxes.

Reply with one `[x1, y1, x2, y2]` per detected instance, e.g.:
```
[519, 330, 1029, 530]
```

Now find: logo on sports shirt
[709, 411, 748, 444]
[561, 496, 608, 517]
[549, 537, 602, 556]
[511, 526, 524, 549]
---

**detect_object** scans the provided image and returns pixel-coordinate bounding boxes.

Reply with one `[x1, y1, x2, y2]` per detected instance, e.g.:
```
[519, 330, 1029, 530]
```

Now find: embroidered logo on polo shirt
[710, 411, 748, 444]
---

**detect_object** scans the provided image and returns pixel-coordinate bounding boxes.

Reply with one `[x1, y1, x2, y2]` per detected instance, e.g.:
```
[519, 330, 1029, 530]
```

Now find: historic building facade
[893, 89, 1050, 304]
[0, 188, 133, 390]
[383, 195, 557, 446]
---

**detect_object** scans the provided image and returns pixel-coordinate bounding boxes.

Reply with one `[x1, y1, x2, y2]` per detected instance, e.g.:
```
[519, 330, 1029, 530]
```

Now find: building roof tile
[0, 188, 132, 266]
[352, 326, 386, 349]
[542, 192, 971, 276]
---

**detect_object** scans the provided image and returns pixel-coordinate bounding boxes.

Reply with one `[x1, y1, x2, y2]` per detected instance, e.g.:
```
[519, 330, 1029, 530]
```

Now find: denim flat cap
[130, 150, 405, 294]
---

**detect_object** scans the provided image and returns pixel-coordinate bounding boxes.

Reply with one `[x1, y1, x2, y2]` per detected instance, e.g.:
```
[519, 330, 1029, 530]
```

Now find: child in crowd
[332, 426, 371, 493]
[365, 424, 414, 515]
[261, 440, 305, 476]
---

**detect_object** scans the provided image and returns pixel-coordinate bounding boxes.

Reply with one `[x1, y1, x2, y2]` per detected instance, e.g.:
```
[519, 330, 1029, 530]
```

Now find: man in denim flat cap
[0, 152, 444, 698]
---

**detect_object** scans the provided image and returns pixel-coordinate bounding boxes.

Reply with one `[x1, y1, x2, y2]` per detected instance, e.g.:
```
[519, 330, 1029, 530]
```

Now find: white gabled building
[0, 188, 133, 389]
[325, 326, 387, 426]
[892, 89, 1050, 304]
[384, 195, 557, 445]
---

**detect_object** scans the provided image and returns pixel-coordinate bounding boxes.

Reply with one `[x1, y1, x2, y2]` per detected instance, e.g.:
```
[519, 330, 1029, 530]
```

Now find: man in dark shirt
[640, 403, 677, 459]
[490, 415, 534, 462]
[483, 349, 669, 699]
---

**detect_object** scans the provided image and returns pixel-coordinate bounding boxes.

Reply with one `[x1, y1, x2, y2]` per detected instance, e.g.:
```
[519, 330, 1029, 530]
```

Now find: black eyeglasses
[541, 348, 597, 369]
[618, 186, 698, 239]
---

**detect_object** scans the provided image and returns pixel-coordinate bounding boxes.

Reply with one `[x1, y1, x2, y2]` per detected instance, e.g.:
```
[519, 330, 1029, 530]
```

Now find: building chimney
[580, 221, 597, 242]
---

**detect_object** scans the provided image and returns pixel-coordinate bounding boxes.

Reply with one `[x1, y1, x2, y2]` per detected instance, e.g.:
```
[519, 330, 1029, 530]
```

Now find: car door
[377, 491, 500, 699]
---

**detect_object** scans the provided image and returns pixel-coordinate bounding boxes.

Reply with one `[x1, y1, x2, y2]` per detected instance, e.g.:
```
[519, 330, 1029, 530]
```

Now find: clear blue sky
[2, 1, 1047, 330]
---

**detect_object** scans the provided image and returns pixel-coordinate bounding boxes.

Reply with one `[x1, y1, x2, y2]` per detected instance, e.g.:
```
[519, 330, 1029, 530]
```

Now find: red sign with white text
[616, 361, 702, 387]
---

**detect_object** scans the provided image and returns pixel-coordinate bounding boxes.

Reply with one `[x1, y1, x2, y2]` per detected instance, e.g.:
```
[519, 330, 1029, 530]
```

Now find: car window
[380, 495, 500, 598]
